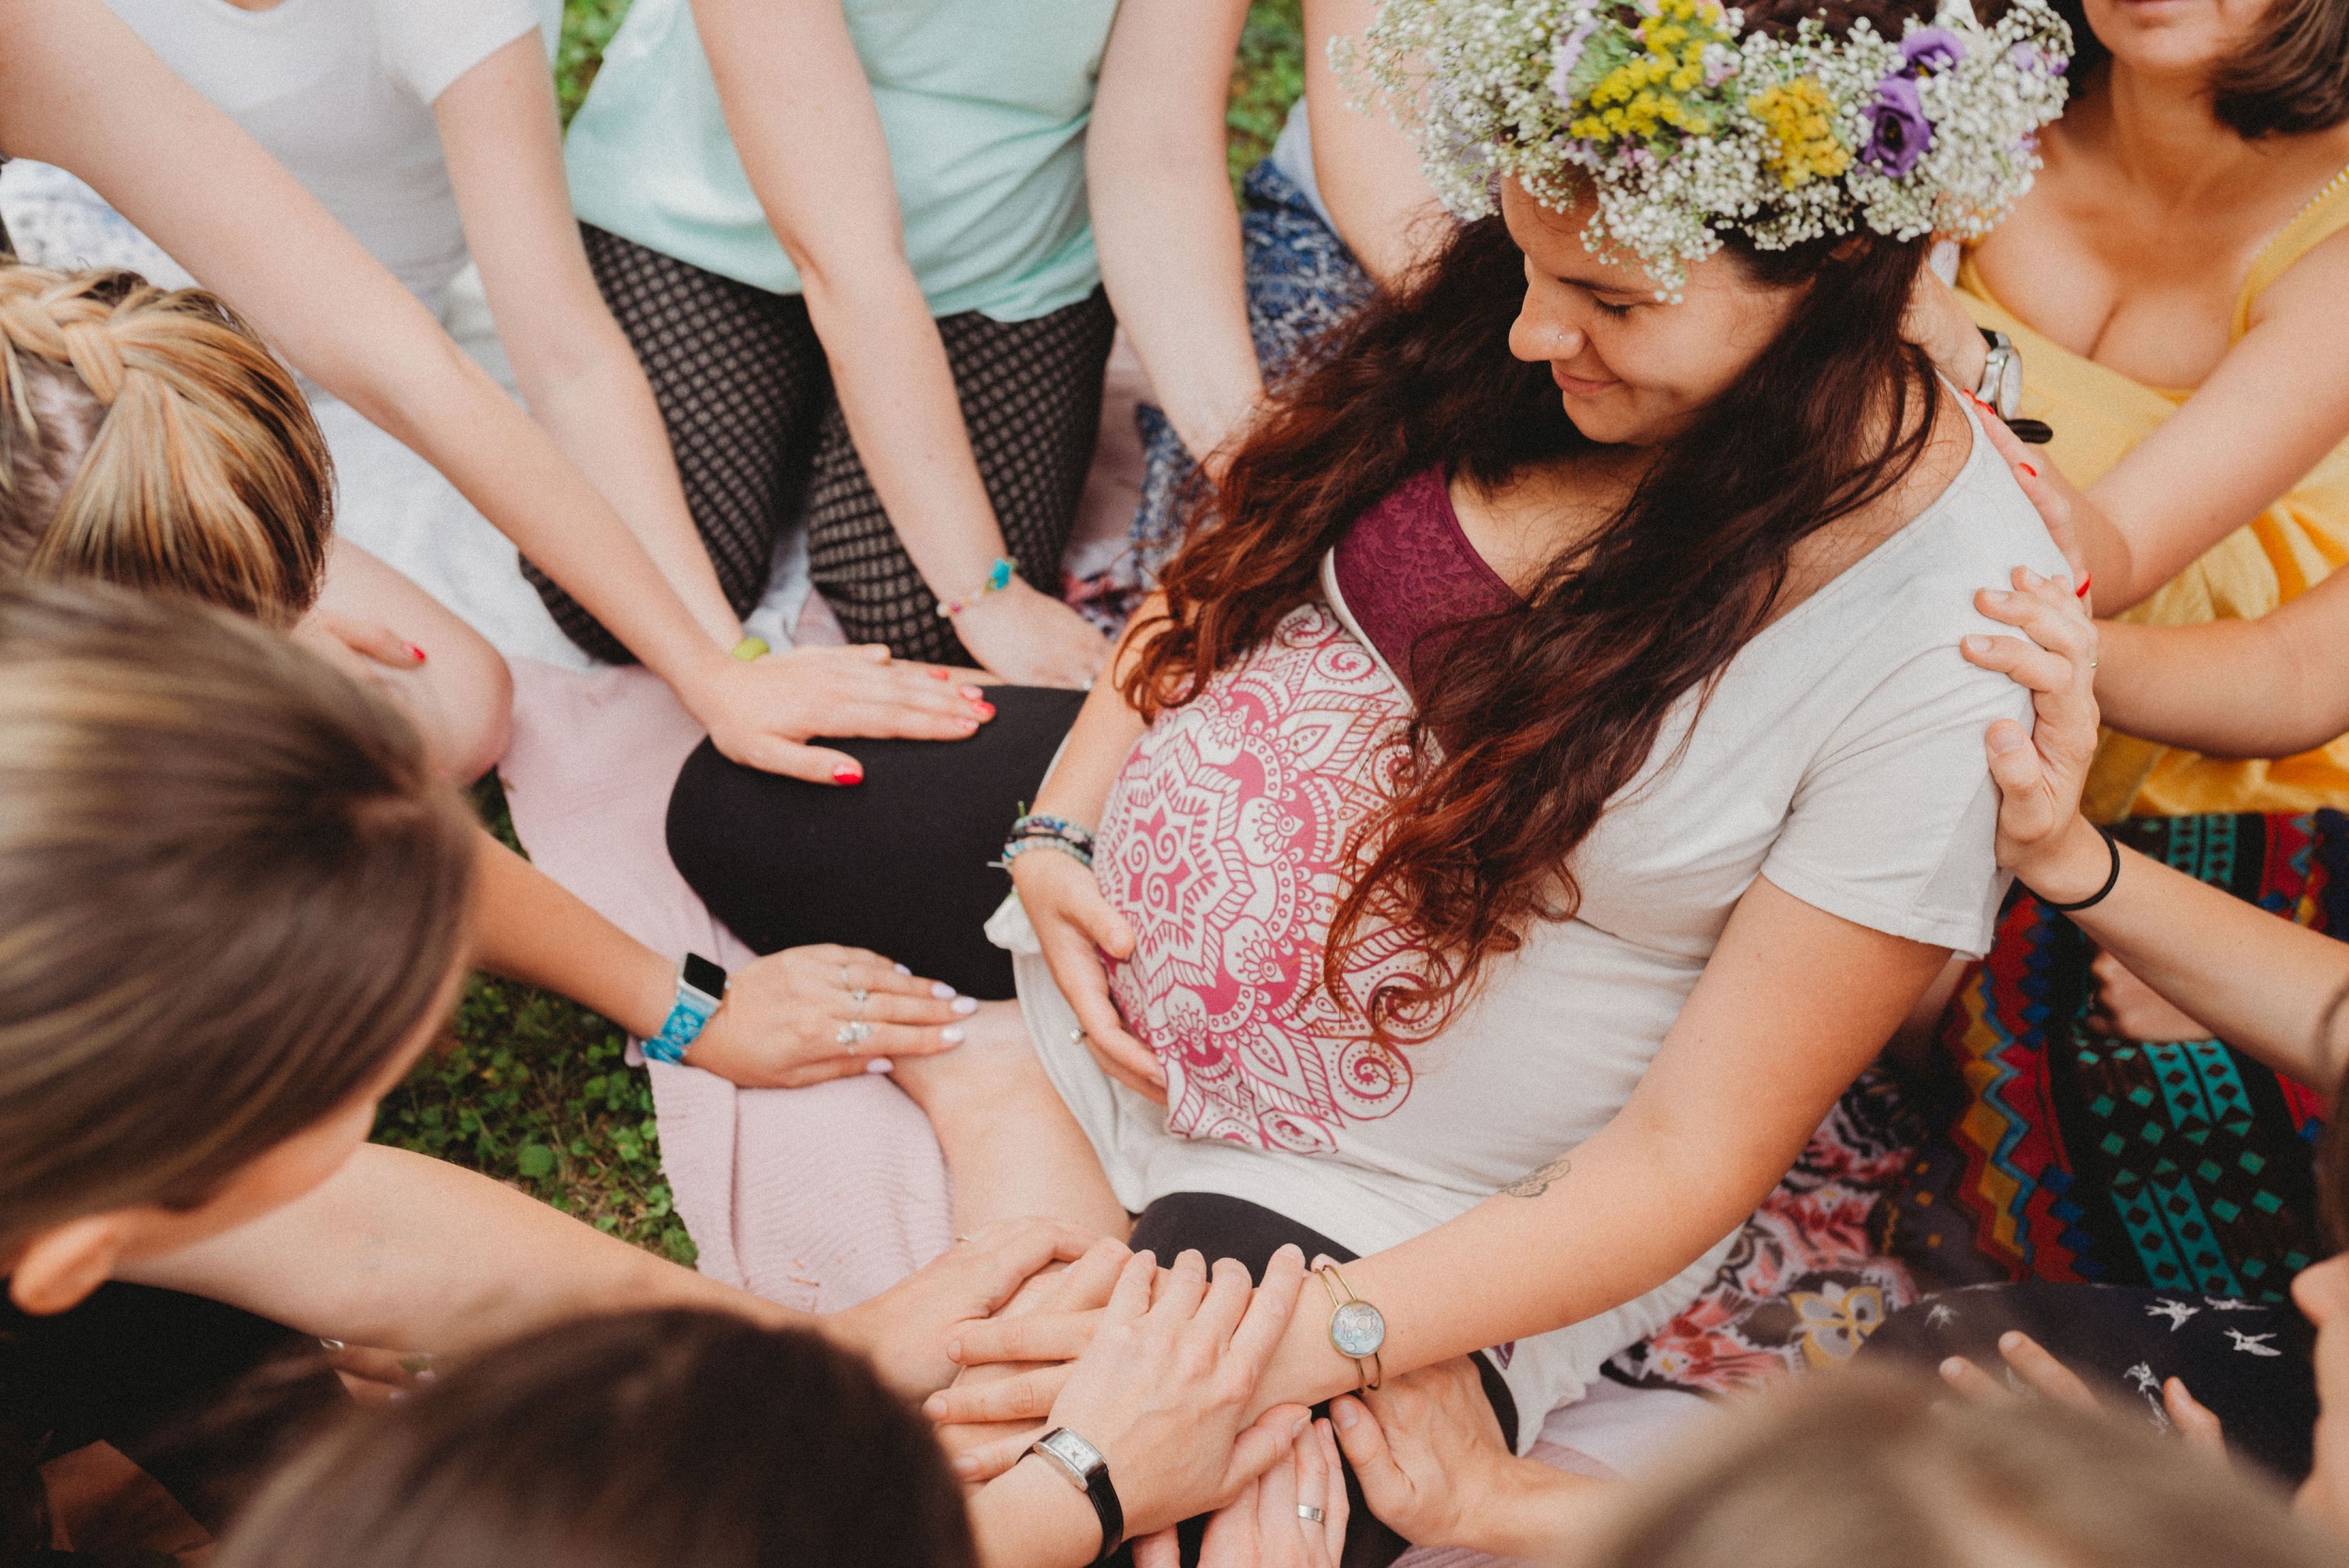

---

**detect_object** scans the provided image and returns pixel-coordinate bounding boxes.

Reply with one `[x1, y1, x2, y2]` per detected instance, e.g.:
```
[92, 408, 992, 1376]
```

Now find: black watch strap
[1029, 1429, 1123, 1565]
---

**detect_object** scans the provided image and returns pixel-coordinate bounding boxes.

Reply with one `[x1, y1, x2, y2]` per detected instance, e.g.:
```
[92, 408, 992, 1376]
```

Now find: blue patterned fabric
[1068, 158, 1379, 629]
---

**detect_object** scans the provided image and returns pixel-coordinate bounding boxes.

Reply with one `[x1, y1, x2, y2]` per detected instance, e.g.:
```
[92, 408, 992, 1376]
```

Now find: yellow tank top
[1957, 163, 2349, 820]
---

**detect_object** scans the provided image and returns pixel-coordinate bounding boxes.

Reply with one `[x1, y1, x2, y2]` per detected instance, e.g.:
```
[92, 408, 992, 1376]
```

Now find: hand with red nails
[1960, 566, 2102, 896]
[1938, 1329, 2227, 1459]
[680, 943, 981, 1088]
[692, 641, 998, 785]
[1974, 412, 2091, 604]
[946, 575, 1112, 690]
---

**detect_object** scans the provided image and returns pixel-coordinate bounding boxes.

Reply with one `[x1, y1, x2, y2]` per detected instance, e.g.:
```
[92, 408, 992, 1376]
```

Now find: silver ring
[835, 1020, 872, 1051]
[850, 986, 869, 1013]
[955, 1234, 975, 1244]
[1298, 1505, 1325, 1524]
[839, 963, 852, 988]
[1070, 1027, 1087, 1044]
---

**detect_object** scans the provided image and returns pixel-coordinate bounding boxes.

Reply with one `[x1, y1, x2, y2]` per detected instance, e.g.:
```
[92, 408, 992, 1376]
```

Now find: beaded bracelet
[1001, 835, 1094, 871]
[939, 557, 1018, 619]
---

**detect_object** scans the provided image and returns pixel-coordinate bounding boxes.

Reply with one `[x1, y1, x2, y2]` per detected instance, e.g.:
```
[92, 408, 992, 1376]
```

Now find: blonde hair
[0, 264, 332, 627]
[0, 579, 474, 1252]
[1573, 1369, 2338, 1568]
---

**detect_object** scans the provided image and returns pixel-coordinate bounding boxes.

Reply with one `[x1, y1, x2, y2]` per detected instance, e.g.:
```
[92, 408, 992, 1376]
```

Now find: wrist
[2020, 815, 2115, 908]
[1470, 1454, 1606, 1560]
[969, 1454, 1107, 1568]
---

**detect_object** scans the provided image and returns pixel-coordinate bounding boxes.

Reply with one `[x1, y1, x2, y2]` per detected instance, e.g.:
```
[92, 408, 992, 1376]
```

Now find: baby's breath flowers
[1348, 0, 2072, 296]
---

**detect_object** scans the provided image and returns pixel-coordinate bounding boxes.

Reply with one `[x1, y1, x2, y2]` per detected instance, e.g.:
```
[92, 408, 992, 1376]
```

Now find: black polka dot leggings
[524, 225, 1116, 667]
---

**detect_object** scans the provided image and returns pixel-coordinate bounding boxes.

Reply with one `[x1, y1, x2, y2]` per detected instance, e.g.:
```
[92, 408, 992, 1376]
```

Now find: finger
[1979, 418, 2086, 580]
[1036, 922, 1163, 1095]
[2165, 1377, 2228, 1458]
[1190, 1255, 1257, 1346]
[1154, 1249, 1211, 1322]
[962, 1219, 1109, 1315]
[948, 1421, 1051, 1483]
[1996, 1331, 2100, 1411]
[1105, 1248, 1159, 1327]
[1962, 636, 2076, 698]
[1256, 1432, 1303, 1545]
[1938, 1355, 2013, 1404]
[1313, 1419, 1350, 1560]
[729, 735, 869, 786]
[1223, 1405, 1314, 1503]
[327, 616, 427, 669]
[813, 949, 962, 1002]
[922, 1364, 1072, 1425]
[1131, 1529, 1183, 1568]
[1328, 1394, 1405, 1511]
[850, 994, 968, 1028]
[1231, 1245, 1310, 1372]
[1041, 1237, 1136, 1313]
[949, 1308, 1106, 1369]
[1983, 723, 2052, 831]
[776, 1055, 898, 1087]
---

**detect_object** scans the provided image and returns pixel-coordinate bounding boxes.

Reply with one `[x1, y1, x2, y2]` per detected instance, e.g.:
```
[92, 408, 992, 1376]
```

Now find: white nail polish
[864, 1057, 894, 1074]
[952, 996, 978, 1016]
[931, 982, 957, 999]
[894, 963, 911, 975]
[942, 1025, 966, 1045]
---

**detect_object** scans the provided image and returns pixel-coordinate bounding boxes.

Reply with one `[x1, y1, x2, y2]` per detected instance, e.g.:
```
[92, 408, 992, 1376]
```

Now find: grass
[369, 0, 1307, 1262]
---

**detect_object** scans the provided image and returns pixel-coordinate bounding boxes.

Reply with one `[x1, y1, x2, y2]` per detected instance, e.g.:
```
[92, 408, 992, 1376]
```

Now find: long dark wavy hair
[1125, 0, 1947, 1047]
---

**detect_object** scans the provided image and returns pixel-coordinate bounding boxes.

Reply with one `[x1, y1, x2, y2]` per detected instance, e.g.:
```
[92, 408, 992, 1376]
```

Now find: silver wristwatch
[1976, 327, 2023, 422]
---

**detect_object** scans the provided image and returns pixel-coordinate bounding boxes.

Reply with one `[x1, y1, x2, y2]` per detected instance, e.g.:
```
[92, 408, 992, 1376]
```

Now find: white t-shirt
[102, 0, 557, 312]
[1007, 402, 2069, 1440]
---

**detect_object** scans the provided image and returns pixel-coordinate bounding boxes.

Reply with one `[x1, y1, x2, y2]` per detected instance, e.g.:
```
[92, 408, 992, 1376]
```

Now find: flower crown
[1349, 0, 2073, 294]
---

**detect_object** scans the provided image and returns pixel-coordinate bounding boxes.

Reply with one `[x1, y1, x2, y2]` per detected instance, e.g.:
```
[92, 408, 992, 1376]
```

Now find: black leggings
[666, 685, 1086, 996]
[535, 225, 1116, 667]
[1124, 1195, 1518, 1568]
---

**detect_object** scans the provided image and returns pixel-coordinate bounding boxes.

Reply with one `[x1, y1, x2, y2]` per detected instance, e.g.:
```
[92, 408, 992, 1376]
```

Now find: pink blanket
[500, 639, 954, 1312]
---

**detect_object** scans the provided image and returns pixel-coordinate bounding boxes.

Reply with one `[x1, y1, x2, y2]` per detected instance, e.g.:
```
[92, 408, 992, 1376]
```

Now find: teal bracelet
[644, 955, 726, 1064]
[938, 556, 1018, 618]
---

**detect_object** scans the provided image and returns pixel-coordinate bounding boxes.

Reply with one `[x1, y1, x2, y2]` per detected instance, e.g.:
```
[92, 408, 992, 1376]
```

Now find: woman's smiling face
[2083, 0, 2278, 80]
[1501, 178, 1806, 448]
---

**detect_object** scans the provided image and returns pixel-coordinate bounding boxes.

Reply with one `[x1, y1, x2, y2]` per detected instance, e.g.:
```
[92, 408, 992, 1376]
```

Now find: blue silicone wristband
[643, 964, 723, 1064]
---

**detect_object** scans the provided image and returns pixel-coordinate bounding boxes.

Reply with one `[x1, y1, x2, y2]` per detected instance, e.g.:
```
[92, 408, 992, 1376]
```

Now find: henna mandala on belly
[1501, 1155, 1573, 1199]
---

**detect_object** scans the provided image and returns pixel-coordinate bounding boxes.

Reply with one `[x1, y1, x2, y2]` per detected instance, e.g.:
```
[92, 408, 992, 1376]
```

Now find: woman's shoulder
[371, 0, 549, 104]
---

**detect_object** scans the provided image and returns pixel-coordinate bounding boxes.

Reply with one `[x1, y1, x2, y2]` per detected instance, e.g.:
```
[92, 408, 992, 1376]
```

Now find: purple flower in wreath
[1899, 26, 1965, 75]
[1861, 72, 1931, 176]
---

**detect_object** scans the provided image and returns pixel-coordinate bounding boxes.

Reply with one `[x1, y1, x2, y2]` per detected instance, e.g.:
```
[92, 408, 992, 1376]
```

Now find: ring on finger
[850, 986, 869, 1014]
[835, 1020, 872, 1052]
[1298, 1505, 1325, 1524]
[1070, 1027, 1087, 1045]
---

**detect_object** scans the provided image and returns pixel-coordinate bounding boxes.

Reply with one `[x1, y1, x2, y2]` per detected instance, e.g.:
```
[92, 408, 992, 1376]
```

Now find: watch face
[1040, 1429, 1106, 1480]
[1996, 353, 2024, 422]
[1330, 1299, 1387, 1358]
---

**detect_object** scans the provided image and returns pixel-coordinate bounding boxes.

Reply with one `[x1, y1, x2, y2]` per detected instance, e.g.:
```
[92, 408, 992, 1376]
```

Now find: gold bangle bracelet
[1315, 1264, 1385, 1393]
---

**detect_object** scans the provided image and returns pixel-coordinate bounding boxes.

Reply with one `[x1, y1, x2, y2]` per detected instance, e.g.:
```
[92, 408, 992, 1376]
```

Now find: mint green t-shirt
[564, 0, 1118, 322]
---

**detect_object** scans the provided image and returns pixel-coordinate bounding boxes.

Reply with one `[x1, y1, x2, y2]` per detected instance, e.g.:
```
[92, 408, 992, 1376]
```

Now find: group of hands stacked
[846, 1224, 1521, 1567]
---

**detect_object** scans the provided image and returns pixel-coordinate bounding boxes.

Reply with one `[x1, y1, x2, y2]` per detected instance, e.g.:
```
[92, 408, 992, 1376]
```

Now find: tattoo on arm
[1500, 1155, 1572, 1199]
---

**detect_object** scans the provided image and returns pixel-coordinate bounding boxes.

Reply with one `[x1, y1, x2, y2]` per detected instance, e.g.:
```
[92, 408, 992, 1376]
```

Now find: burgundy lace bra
[1329, 466, 1519, 699]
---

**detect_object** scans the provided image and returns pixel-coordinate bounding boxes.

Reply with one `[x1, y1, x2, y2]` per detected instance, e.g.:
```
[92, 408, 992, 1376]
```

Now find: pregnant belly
[1094, 604, 1425, 1154]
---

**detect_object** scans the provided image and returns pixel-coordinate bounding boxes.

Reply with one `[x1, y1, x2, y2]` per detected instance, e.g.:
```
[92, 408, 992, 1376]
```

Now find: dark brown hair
[216, 1310, 978, 1568]
[1127, 0, 1941, 1045]
[0, 579, 474, 1251]
[1581, 1368, 2340, 1568]
[0, 264, 333, 627]
[2054, 0, 2349, 137]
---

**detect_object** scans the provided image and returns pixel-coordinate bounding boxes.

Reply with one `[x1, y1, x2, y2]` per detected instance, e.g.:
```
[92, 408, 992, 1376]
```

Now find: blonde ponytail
[0, 264, 332, 626]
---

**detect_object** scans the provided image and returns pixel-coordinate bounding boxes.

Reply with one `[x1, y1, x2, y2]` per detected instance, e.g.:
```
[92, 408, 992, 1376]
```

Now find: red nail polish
[930, 668, 950, 680]
[2018, 462, 2037, 479]
[408, 644, 428, 663]
[832, 767, 863, 785]
[973, 701, 996, 720]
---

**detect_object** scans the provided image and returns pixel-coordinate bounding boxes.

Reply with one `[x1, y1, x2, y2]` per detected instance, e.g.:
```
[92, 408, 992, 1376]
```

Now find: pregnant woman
[971, 0, 2077, 1554]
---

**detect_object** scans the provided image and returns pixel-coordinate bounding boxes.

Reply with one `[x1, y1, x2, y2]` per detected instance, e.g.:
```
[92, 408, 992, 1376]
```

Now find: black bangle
[2033, 828, 2122, 913]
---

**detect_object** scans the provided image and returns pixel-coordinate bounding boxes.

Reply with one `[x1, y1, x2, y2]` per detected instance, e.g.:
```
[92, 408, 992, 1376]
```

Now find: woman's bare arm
[688, 0, 1107, 690]
[2094, 567, 2349, 757]
[435, 33, 739, 646]
[0, 0, 988, 782]
[1301, 0, 1446, 287]
[1089, 0, 1260, 469]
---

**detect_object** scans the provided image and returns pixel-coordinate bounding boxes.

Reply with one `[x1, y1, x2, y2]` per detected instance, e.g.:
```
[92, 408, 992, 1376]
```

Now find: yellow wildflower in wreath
[1748, 77, 1851, 188]
[1568, 0, 1735, 143]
